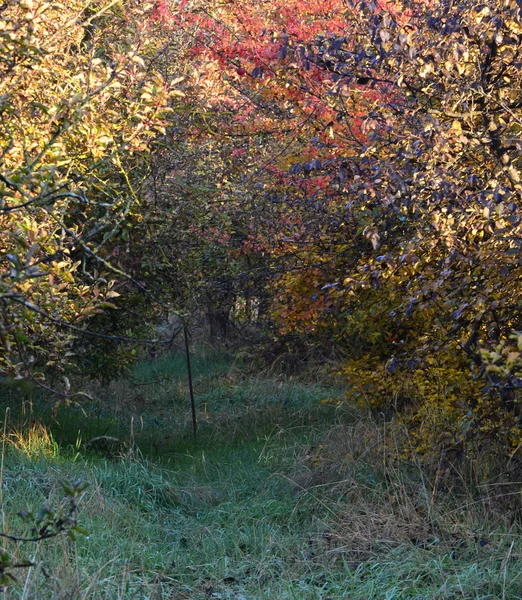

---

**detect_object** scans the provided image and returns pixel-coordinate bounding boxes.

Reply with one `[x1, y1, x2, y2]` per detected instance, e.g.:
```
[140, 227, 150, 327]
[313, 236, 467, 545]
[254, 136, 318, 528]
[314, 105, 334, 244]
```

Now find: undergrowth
[0, 348, 520, 599]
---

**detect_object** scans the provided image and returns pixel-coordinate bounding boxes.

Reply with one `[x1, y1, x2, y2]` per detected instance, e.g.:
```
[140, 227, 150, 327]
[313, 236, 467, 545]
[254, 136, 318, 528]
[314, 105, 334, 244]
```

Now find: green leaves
[0, 479, 88, 588]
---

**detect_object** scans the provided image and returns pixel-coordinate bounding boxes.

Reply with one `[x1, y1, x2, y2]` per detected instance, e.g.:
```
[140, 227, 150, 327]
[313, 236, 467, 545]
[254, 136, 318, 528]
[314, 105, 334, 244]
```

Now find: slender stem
[184, 324, 197, 438]
[1, 407, 9, 550]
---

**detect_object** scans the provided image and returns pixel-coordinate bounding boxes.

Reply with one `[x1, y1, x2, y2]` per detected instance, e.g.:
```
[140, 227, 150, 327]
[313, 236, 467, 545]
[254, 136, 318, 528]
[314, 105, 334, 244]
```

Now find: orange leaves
[135, 0, 522, 445]
[131, 0, 522, 467]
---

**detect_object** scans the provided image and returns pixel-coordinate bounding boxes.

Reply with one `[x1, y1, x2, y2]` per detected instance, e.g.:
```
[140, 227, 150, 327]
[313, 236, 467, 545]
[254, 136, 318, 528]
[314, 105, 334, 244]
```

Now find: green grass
[0, 350, 521, 599]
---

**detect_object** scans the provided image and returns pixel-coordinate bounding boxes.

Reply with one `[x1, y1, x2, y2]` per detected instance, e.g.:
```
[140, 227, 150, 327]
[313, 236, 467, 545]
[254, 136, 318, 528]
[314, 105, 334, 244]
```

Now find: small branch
[0, 531, 56, 543]
[10, 296, 184, 345]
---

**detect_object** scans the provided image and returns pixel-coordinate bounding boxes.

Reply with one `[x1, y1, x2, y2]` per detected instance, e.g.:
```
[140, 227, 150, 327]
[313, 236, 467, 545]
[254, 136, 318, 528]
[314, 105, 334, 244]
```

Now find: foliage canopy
[2, 0, 522, 460]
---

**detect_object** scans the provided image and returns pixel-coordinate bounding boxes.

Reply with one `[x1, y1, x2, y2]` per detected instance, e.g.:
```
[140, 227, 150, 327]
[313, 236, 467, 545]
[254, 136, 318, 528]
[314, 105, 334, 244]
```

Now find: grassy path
[1, 352, 521, 598]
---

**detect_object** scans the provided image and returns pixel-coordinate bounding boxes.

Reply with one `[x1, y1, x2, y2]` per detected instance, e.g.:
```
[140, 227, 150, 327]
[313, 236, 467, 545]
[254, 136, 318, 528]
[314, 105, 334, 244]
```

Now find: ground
[0, 350, 521, 599]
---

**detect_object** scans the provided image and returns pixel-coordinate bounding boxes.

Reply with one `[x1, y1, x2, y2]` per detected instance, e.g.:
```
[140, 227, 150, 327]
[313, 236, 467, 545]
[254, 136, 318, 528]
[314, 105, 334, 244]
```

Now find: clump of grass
[291, 417, 522, 577]
[43, 350, 348, 458]
[4, 421, 60, 460]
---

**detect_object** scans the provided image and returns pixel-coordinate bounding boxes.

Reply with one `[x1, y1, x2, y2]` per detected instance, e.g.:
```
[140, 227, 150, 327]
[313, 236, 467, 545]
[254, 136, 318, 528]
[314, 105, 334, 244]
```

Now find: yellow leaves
[0, 0, 176, 378]
[507, 166, 521, 183]
[131, 55, 146, 68]
[418, 61, 433, 78]
[340, 339, 513, 458]
[474, 5, 490, 22]
[505, 18, 522, 35]
[451, 120, 462, 133]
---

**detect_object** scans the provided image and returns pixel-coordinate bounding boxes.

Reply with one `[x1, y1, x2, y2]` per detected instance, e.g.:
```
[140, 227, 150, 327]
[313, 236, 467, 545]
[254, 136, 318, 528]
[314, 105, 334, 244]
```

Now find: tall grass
[0, 350, 520, 598]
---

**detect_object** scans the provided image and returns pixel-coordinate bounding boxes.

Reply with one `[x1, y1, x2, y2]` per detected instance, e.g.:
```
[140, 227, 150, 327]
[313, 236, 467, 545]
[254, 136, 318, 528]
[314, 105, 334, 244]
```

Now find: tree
[0, 0, 172, 390]
[154, 0, 522, 458]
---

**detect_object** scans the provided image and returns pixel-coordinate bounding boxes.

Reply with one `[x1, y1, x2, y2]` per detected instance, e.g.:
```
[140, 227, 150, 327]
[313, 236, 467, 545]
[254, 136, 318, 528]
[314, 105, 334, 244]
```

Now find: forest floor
[0, 349, 521, 599]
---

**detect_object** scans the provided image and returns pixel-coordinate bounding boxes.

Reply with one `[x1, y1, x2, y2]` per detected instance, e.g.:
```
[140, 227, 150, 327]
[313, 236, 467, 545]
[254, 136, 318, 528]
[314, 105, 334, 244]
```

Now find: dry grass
[5, 422, 59, 460]
[291, 416, 522, 565]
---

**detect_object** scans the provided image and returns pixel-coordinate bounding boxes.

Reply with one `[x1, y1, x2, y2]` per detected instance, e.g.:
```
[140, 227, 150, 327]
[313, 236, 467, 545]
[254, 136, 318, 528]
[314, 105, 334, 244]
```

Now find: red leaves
[150, 0, 173, 23]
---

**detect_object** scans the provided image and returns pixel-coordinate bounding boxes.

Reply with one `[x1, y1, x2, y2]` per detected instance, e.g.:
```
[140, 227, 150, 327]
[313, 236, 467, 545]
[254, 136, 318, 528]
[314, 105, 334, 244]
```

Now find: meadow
[0, 349, 520, 599]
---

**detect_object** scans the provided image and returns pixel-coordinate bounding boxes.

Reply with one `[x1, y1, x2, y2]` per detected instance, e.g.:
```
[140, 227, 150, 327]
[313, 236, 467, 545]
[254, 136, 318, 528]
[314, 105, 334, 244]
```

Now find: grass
[0, 348, 521, 599]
